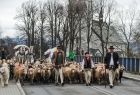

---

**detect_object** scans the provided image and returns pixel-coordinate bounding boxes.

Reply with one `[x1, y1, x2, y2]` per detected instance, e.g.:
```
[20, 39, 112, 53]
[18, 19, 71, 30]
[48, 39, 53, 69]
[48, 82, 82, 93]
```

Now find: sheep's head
[2, 63, 8, 68]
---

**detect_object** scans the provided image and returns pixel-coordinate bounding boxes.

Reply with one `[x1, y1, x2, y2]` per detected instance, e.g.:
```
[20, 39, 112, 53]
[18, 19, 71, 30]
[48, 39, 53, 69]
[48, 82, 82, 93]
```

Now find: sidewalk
[123, 72, 140, 81]
[0, 82, 26, 95]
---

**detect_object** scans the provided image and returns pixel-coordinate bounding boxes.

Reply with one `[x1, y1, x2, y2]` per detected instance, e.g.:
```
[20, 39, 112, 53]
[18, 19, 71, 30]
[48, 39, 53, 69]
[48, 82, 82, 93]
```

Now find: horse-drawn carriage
[14, 45, 34, 64]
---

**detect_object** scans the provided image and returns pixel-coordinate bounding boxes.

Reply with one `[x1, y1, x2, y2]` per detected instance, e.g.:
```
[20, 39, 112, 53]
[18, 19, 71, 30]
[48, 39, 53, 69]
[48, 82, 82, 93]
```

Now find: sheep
[0, 61, 10, 87]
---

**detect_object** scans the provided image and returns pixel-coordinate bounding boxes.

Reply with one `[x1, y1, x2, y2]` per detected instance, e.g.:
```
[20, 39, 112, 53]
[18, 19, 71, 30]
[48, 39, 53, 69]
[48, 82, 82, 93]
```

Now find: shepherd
[0, 48, 7, 60]
[105, 46, 119, 89]
[53, 45, 65, 86]
[81, 52, 95, 86]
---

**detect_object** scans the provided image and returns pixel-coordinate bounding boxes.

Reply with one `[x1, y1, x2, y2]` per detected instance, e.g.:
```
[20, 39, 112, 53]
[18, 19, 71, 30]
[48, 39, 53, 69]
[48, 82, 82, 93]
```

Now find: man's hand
[104, 64, 108, 69]
[93, 66, 97, 69]
[61, 64, 64, 67]
[52, 64, 55, 67]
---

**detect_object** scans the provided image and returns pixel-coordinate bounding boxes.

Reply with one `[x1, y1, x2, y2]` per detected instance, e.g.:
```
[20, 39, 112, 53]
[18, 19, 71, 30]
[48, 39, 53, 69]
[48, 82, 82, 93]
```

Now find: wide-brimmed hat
[109, 46, 115, 49]
[57, 45, 61, 49]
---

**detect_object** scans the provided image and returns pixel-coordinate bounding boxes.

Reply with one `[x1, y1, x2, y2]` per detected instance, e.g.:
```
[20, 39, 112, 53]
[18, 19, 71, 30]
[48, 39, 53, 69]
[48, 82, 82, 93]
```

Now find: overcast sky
[0, 0, 140, 38]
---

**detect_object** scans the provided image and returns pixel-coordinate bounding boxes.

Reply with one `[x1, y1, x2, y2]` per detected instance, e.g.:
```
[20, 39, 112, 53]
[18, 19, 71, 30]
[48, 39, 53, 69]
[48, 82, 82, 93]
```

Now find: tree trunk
[100, 27, 104, 63]
[40, 24, 43, 59]
[127, 42, 130, 57]
[79, 20, 81, 50]
[87, 24, 90, 52]
[31, 21, 35, 46]
[54, 13, 57, 46]
[51, 17, 54, 48]
[27, 35, 31, 47]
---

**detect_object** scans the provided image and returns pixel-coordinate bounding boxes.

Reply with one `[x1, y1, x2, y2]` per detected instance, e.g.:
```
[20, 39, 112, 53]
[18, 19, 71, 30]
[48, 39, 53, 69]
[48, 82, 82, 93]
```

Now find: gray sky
[0, 0, 140, 38]
[0, 0, 47, 38]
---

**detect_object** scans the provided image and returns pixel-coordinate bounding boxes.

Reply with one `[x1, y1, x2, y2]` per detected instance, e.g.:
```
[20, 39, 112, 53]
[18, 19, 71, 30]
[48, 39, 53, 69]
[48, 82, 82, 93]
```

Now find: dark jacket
[104, 52, 119, 69]
[0, 50, 7, 60]
[84, 57, 92, 69]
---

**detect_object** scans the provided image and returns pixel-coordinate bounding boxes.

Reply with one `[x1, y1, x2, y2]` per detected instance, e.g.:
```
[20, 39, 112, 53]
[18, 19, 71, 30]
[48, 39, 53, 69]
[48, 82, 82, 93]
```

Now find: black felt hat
[109, 46, 115, 49]
[57, 45, 61, 49]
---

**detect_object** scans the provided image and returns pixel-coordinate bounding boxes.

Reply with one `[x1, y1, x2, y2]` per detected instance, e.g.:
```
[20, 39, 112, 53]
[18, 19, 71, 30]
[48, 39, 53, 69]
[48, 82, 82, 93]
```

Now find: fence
[74, 56, 140, 73]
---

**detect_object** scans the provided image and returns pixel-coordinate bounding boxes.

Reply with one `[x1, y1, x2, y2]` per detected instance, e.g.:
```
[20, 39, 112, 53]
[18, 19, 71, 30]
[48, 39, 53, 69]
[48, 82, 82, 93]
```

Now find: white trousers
[109, 69, 115, 86]
[55, 67, 64, 84]
[84, 69, 92, 84]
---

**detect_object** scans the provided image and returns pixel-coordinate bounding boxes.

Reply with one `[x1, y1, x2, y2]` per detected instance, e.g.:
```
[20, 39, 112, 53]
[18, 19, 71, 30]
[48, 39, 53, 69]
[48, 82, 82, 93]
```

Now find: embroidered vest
[84, 57, 91, 68]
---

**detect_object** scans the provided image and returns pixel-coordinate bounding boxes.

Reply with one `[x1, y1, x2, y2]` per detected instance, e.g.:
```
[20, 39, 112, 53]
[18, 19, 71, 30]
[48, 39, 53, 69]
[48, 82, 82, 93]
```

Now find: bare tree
[84, 0, 94, 52]
[90, 0, 116, 61]
[46, 1, 55, 48]
[38, 2, 48, 59]
[46, 1, 66, 48]
[15, 0, 38, 46]
[15, 0, 125, 58]
[104, 0, 117, 52]
[73, 0, 86, 54]
[91, 0, 106, 60]
[118, 6, 137, 57]
[67, 0, 80, 51]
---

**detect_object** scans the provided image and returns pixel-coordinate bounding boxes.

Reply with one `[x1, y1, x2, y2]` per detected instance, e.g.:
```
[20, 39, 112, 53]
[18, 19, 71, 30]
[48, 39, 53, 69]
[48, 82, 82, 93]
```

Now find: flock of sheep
[0, 58, 125, 87]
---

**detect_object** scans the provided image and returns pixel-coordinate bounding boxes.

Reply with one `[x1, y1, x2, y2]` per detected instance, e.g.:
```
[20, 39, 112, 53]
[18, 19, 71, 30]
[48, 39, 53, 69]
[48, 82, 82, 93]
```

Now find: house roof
[89, 48, 102, 56]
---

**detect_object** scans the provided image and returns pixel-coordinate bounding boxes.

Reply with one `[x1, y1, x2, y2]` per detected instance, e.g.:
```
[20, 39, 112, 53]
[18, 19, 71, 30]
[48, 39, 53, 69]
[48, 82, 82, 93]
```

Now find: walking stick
[105, 64, 107, 88]
[103, 57, 107, 88]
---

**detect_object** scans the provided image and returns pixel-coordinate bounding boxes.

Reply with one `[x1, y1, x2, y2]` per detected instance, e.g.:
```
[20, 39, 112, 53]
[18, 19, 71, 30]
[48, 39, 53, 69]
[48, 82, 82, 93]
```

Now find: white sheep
[0, 61, 10, 87]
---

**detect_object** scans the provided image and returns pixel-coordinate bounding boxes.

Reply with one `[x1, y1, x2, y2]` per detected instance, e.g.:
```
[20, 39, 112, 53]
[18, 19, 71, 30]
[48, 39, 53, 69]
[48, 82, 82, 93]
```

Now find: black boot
[110, 85, 114, 89]
[61, 83, 64, 86]
[89, 83, 91, 86]
[86, 83, 89, 86]
[55, 83, 59, 86]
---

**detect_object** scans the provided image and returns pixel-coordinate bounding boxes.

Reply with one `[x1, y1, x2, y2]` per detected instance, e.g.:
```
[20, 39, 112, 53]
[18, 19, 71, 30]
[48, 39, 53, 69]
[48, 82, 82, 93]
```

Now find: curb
[123, 76, 140, 82]
[16, 82, 26, 95]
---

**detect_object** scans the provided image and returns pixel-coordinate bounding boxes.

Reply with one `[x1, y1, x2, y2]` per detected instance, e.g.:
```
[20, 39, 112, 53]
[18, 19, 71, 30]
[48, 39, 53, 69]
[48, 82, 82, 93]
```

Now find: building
[130, 41, 140, 57]
[75, 21, 127, 57]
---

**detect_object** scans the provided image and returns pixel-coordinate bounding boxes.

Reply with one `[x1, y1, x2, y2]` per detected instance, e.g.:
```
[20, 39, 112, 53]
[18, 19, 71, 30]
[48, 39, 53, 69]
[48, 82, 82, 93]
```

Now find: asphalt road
[92, 78, 140, 95]
[23, 78, 140, 95]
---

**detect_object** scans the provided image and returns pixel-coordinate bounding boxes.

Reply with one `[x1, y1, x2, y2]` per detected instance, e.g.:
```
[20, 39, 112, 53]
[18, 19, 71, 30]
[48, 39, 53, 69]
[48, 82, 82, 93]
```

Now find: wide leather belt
[109, 65, 115, 70]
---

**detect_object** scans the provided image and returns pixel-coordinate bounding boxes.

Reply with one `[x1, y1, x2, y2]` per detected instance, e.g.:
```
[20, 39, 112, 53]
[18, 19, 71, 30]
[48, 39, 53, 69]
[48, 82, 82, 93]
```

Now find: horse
[17, 47, 26, 64]
[25, 46, 34, 64]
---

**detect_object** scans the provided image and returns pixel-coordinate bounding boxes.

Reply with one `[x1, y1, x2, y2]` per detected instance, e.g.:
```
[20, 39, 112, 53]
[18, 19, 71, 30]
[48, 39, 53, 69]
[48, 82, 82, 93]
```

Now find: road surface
[23, 78, 140, 95]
